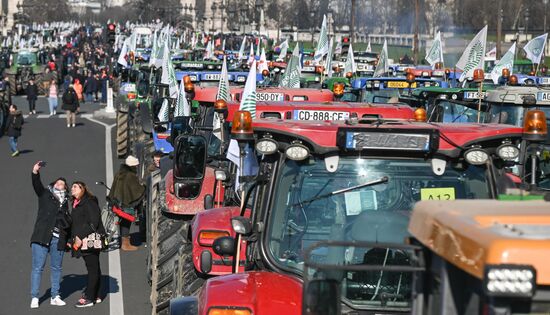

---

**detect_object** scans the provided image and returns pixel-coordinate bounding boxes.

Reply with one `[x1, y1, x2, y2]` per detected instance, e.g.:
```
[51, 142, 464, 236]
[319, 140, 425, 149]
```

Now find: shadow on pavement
[39, 274, 120, 303]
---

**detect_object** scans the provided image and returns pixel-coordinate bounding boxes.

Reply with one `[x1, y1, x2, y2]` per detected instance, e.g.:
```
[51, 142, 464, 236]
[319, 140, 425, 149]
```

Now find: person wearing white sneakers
[30, 162, 71, 309]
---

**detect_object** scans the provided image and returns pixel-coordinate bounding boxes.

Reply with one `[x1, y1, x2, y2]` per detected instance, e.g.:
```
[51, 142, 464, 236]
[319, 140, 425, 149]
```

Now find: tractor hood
[198, 271, 302, 315]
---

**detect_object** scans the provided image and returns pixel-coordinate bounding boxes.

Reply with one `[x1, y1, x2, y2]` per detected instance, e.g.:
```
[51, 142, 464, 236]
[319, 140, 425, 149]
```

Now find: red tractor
[147, 95, 421, 314]
[168, 109, 547, 314]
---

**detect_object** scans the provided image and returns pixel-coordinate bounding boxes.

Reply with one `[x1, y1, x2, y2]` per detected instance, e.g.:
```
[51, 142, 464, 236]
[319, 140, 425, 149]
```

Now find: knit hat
[125, 155, 139, 166]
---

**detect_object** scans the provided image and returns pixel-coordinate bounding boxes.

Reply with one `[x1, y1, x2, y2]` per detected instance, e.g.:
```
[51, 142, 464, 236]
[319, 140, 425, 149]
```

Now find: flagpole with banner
[523, 33, 548, 75]
[455, 25, 488, 84]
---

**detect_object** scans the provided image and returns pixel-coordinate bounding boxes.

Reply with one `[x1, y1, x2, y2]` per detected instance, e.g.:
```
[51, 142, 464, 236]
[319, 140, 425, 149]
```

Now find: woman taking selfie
[70, 181, 104, 308]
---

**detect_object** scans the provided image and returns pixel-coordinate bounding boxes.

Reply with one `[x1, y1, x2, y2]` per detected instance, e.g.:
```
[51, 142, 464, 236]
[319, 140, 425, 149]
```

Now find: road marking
[85, 116, 124, 315]
[24, 113, 94, 119]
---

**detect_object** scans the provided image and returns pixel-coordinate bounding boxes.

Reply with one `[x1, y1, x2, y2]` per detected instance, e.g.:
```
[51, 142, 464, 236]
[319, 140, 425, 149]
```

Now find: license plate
[302, 66, 316, 72]
[463, 91, 486, 99]
[183, 63, 203, 69]
[257, 92, 284, 102]
[540, 77, 550, 85]
[203, 74, 221, 81]
[293, 110, 350, 121]
[123, 83, 136, 92]
[387, 81, 416, 88]
[537, 92, 550, 101]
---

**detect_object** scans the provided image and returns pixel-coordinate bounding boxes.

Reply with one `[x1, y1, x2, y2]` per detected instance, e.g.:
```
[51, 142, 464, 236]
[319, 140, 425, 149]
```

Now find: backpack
[62, 90, 75, 104]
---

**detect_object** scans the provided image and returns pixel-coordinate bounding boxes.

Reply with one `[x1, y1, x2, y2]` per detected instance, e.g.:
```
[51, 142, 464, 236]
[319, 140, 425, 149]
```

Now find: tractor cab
[401, 86, 492, 123]
[361, 77, 447, 104]
[169, 116, 535, 315]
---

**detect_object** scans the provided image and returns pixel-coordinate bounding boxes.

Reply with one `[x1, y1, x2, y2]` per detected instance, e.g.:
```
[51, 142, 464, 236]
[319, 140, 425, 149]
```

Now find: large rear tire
[172, 242, 206, 298]
[149, 181, 188, 315]
[116, 111, 129, 158]
[7, 75, 16, 96]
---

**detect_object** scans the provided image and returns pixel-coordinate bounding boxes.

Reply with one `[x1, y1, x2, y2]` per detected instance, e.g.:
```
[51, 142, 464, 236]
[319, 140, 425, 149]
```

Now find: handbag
[81, 210, 109, 251]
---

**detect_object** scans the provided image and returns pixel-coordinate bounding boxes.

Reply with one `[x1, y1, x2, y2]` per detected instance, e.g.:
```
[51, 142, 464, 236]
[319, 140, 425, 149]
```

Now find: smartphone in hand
[38, 161, 47, 167]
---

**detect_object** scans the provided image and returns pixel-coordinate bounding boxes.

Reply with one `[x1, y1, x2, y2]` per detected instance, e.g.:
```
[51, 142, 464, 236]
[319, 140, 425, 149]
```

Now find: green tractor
[4, 50, 46, 95]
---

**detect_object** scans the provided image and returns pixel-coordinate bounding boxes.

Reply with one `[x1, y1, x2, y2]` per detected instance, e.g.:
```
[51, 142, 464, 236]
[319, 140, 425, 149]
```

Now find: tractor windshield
[17, 53, 36, 66]
[362, 89, 401, 103]
[429, 99, 490, 123]
[266, 156, 490, 311]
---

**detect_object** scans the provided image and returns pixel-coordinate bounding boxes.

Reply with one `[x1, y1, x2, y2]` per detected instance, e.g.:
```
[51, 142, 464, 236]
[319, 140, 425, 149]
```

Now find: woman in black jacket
[30, 162, 70, 309]
[26, 79, 38, 114]
[6, 104, 23, 157]
[70, 181, 104, 308]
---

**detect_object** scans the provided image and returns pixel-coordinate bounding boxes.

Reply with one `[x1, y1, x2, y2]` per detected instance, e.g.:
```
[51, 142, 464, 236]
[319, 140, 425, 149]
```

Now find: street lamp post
[255, 0, 263, 33]
[211, 3, 218, 33]
[544, 0, 549, 35]
[310, 11, 315, 44]
[524, 8, 530, 34]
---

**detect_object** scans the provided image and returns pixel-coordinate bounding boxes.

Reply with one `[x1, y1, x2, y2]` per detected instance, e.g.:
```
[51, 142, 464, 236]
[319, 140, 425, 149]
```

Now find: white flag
[313, 15, 329, 65]
[175, 79, 190, 117]
[248, 43, 255, 65]
[491, 43, 516, 84]
[238, 36, 247, 60]
[523, 33, 548, 65]
[213, 57, 231, 140]
[240, 60, 257, 118]
[456, 26, 487, 82]
[425, 31, 444, 66]
[161, 41, 179, 99]
[280, 44, 301, 88]
[344, 43, 357, 74]
[277, 39, 289, 61]
[258, 48, 269, 74]
[334, 41, 342, 55]
[373, 40, 388, 77]
[117, 38, 129, 67]
[157, 98, 169, 123]
[149, 30, 158, 67]
[325, 37, 334, 78]
[366, 40, 372, 53]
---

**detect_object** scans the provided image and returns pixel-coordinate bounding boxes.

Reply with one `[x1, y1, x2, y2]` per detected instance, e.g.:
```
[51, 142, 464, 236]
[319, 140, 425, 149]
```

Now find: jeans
[28, 99, 36, 112]
[83, 252, 101, 300]
[8, 136, 17, 152]
[31, 237, 64, 298]
[85, 93, 93, 103]
[48, 97, 58, 114]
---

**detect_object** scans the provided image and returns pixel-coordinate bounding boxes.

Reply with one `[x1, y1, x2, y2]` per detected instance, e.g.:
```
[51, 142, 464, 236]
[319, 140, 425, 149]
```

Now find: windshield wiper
[291, 176, 389, 207]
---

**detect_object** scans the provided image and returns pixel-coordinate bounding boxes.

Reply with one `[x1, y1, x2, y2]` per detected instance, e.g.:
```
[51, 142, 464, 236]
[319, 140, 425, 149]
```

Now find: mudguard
[197, 272, 302, 315]
[162, 167, 215, 215]
[139, 102, 153, 134]
[191, 206, 249, 275]
[170, 296, 198, 315]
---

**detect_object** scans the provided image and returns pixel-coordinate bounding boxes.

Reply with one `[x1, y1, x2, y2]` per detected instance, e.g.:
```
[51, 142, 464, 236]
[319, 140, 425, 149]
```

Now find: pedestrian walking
[26, 79, 39, 114]
[48, 79, 58, 116]
[6, 104, 23, 157]
[61, 84, 79, 128]
[108, 156, 145, 251]
[73, 79, 83, 102]
[69, 181, 104, 308]
[30, 162, 71, 309]
[83, 73, 96, 104]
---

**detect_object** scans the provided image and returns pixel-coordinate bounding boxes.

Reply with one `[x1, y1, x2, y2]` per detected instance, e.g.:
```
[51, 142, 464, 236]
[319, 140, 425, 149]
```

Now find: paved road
[0, 96, 151, 315]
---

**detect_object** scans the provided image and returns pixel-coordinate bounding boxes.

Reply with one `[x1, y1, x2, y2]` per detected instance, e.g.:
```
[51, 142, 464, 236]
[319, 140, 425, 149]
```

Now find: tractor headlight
[464, 148, 489, 165]
[255, 138, 278, 155]
[214, 170, 227, 181]
[285, 143, 309, 161]
[497, 144, 520, 161]
[484, 265, 536, 297]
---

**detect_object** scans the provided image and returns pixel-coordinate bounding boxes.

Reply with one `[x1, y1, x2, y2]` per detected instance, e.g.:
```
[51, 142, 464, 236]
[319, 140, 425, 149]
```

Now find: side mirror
[212, 236, 235, 257]
[303, 279, 340, 315]
[204, 194, 214, 210]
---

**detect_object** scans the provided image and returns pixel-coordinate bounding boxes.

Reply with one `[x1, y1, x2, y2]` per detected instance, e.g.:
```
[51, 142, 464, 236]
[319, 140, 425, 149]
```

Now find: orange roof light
[333, 82, 345, 97]
[261, 69, 269, 77]
[529, 70, 536, 76]
[501, 68, 510, 79]
[315, 65, 324, 74]
[214, 99, 228, 114]
[208, 308, 252, 315]
[434, 62, 443, 70]
[414, 108, 427, 122]
[184, 82, 194, 93]
[345, 71, 353, 78]
[127, 92, 136, 100]
[406, 72, 415, 84]
[231, 110, 254, 141]
[183, 75, 192, 84]
[509, 75, 518, 86]
[444, 68, 451, 75]
[473, 69, 484, 83]
[523, 110, 548, 141]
